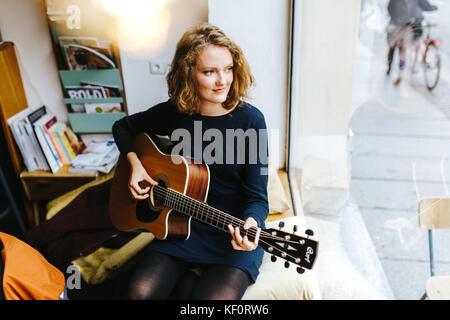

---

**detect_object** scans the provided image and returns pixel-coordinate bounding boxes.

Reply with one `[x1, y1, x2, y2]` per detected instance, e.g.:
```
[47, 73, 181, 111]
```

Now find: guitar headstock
[259, 221, 318, 273]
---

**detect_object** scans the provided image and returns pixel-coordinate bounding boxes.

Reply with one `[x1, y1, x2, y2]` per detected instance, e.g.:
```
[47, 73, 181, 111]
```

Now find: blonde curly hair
[166, 23, 255, 115]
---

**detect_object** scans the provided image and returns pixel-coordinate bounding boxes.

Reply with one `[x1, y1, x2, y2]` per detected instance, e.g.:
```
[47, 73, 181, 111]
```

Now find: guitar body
[109, 134, 319, 272]
[109, 133, 210, 240]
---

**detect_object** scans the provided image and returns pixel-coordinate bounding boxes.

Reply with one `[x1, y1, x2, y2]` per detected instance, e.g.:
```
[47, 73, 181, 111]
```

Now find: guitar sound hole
[151, 180, 167, 208]
[136, 179, 167, 223]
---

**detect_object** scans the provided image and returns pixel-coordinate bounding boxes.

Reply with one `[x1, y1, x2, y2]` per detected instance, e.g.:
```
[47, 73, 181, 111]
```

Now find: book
[26, 106, 53, 171]
[80, 81, 121, 97]
[58, 36, 100, 48]
[63, 126, 86, 155]
[33, 114, 63, 173]
[70, 140, 119, 174]
[68, 166, 100, 175]
[65, 85, 107, 100]
[68, 161, 116, 175]
[85, 102, 122, 113]
[7, 108, 49, 172]
[27, 105, 47, 124]
[50, 122, 71, 164]
[42, 115, 68, 165]
[69, 104, 86, 113]
[55, 123, 77, 160]
[63, 43, 116, 70]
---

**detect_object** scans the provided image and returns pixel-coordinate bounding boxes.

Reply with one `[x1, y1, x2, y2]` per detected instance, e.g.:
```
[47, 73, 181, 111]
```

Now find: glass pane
[349, 0, 450, 300]
[288, 0, 450, 300]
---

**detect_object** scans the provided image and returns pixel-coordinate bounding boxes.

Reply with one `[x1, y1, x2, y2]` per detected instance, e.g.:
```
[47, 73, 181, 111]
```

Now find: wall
[118, 0, 208, 114]
[0, 0, 67, 122]
[0, 0, 289, 168]
[208, 0, 290, 170]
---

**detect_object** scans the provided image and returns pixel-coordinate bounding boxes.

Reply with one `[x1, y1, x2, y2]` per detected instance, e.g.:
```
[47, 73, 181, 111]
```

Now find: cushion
[72, 232, 154, 285]
[242, 216, 321, 300]
[267, 160, 291, 214]
[301, 156, 349, 216]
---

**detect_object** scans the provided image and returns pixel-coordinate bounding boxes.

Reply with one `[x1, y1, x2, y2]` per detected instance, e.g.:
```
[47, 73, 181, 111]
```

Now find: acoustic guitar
[109, 133, 318, 273]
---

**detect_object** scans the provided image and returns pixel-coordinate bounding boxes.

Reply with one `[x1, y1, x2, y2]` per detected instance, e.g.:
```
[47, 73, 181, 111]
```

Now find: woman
[112, 23, 269, 300]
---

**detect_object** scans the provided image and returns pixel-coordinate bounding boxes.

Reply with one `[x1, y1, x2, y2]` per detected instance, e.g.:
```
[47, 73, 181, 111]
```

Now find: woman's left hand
[228, 217, 258, 251]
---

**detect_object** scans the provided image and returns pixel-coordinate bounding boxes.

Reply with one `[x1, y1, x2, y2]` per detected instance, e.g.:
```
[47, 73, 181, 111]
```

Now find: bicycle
[414, 20, 442, 91]
[386, 20, 442, 91]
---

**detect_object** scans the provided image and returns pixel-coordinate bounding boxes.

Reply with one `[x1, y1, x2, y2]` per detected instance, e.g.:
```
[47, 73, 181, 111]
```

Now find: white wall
[0, 0, 67, 122]
[208, 0, 290, 170]
[0, 0, 289, 168]
[119, 0, 208, 115]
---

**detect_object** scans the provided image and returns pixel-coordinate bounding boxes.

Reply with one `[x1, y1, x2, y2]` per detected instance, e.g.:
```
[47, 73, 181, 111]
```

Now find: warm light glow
[98, 0, 172, 57]
[100, 0, 165, 20]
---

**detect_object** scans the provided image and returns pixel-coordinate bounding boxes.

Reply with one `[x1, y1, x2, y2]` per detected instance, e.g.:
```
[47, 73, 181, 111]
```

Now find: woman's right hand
[127, 152, 158, 200]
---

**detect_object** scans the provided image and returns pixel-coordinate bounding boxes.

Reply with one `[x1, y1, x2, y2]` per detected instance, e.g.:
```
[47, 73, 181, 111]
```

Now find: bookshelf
[45, 0, 128, 134]
[0, 42, 98, 227]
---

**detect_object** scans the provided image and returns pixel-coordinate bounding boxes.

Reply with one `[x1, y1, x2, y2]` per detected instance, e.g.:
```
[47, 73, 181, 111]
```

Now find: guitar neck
[156, 186, 258, 241]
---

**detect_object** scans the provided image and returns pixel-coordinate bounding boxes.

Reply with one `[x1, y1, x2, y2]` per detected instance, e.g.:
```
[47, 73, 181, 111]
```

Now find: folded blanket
[72, 232, 154, 284]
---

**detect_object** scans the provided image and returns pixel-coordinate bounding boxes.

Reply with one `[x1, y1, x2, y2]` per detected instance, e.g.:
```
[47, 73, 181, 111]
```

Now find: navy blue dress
[112, 100, 269, 282]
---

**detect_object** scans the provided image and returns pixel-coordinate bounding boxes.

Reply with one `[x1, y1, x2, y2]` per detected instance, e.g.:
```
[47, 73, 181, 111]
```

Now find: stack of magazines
[7, 106, 85, 173]
[69, 140, 120, 174]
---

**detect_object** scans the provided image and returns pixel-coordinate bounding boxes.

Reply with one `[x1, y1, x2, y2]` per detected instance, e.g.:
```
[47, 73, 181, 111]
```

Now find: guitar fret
[165, 187, 236, 233]
[163, 187, 269, 244]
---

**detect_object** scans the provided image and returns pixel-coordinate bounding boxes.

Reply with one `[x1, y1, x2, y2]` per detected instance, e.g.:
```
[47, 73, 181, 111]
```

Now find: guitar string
[151, 185, 261, 239]
[150, 185, 308, 245]
[153, 185, 249, 230]
[152, 185, 300, 243]
[152, 187, 312, 250]
[149, 186, 309, 266]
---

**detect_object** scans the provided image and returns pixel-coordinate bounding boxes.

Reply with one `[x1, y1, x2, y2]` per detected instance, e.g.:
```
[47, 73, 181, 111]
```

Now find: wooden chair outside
[418, 197, 450, 300]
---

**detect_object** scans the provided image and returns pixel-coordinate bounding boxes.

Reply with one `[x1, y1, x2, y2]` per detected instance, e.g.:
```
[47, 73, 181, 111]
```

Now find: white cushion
[242, 216, 321, 300]
[301, 156, 349, 216]
[267, 160, 291, 214]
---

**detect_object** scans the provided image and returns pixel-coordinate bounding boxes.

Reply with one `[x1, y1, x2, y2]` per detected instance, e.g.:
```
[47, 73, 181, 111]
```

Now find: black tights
[126, 250, 251, 300]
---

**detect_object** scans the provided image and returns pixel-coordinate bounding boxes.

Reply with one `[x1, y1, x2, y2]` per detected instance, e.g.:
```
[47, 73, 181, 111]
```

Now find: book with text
[7, 108, 50, 172]
[33, 114, 63, 173]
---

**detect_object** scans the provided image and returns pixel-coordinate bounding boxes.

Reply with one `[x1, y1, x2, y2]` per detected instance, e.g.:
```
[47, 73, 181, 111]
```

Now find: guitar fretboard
[153, 185, 258, 242]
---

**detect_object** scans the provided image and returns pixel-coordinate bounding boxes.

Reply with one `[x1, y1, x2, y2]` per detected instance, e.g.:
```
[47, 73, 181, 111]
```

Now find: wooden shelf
[20, 165, 97, 201]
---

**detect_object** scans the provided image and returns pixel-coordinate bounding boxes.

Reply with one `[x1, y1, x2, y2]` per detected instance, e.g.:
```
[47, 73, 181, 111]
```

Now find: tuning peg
[278, 221, 285, 229]
[305, 229, 314, 237]
[271, 255, 277, 262]
[296, 267, 305, 274]
[284, 261, 290, 268]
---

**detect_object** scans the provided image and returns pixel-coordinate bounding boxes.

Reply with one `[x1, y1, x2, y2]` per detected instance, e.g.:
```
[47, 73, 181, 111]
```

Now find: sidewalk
[350, 2, 450, 299]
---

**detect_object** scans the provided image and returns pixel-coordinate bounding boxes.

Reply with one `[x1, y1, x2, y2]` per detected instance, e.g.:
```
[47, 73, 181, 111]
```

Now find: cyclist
[386, 0, 440, 85]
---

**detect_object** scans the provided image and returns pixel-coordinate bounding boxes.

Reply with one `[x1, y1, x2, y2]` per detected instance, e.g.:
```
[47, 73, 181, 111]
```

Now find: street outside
[350, 0, 450, 299]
